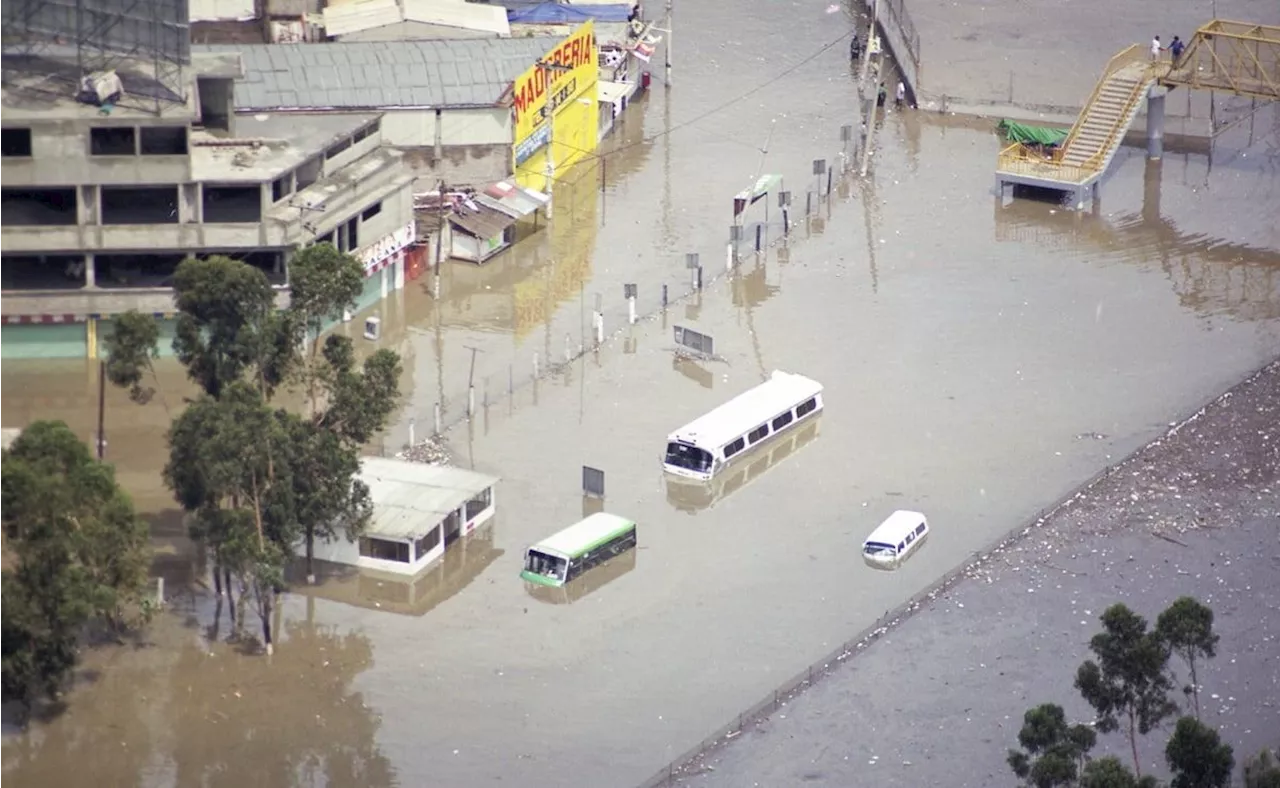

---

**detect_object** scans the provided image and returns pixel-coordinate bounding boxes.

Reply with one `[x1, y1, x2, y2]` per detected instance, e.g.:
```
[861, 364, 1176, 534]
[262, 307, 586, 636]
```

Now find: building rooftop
[0, 50, 241, 123]
[191, 112, 377, 182]
[359, 458, 499, 540]
[193, 37, 561, 111]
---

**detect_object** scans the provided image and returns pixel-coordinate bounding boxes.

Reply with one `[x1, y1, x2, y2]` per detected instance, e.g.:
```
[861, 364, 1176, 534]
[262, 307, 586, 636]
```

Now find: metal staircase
[995, 46, 1156, 202]
[1059, 61, 1152, 171]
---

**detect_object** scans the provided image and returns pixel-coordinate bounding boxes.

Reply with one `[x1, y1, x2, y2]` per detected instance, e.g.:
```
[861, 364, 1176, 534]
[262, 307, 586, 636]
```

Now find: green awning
[997, 119, 1069, 147]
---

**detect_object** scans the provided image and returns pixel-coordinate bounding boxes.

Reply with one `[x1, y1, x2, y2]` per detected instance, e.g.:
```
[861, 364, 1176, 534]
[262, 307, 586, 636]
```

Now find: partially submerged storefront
[446, 181, 550, 264]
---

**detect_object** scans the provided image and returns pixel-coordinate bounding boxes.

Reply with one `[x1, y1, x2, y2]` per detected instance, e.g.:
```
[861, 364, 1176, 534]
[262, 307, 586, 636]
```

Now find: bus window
[796, 398, 818, 417]
[724, 437, 746, 458]
[747, 424, 770, 444]
[524, 549, 567, 583]
[665, 442, 713, 473]
[772, 411, 794, 430]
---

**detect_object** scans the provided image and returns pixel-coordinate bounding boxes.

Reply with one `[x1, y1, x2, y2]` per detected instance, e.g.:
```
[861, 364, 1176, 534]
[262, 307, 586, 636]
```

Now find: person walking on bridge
[1169, 35, 1185, 64]
[1150, 35, 1164, 60]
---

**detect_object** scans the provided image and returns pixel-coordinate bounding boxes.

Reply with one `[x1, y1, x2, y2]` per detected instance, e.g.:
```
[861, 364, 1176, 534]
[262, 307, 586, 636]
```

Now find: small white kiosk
[305, 457, 498, 576]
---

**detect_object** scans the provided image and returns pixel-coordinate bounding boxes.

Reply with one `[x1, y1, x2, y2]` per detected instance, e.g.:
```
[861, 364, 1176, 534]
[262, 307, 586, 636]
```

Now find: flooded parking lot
[4, 0, 1280, 784]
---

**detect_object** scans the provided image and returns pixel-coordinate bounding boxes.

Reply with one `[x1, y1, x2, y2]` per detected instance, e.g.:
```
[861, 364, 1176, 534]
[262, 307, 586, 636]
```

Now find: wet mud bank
[664, 358, 1280, 787]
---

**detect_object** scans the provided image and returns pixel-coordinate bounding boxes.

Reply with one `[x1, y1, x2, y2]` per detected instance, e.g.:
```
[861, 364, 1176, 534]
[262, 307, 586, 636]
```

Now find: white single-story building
[307, 457, 499, 576]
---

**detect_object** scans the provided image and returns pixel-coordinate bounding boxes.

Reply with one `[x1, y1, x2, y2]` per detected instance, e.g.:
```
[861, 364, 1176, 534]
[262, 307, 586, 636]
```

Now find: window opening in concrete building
[234, 250, 286, 284]
[2, 128, 32, 157]
[91, 127, 137, 156]
[101, 186, 179, 224]
[361, 201, 382, 221]
[94, 253, 185, 288]
[325, 137, 352, 160]
[316, 231, 335, 247]
[202, 185, 261, 223]
[1, 188, 78, 226]
[139, 127, 189, 156]
[353, 120, 380, 144]
[271, 174, 293, 203]
[1, 255, 90, 290]
[296, 157, 321, 189]
[345, 216, 359, 251]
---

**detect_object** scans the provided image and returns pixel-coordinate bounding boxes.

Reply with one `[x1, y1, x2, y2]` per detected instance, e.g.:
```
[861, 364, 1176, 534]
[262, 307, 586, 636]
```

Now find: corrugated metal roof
[194, 37, 560, 110]
[403, 0, 510, 36]
[323, 0, 401, 37]
[361, 457, 498, 539]
[448, 203, 517, 239]
[477, 180, 549, 218]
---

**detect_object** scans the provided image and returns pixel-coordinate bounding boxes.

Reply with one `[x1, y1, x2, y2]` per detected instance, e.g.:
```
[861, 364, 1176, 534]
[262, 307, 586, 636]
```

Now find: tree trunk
[213, 550, 223, 596]
[1189, 654, 1201, 719]
[209, 598, 223, 642]
[306, 528, 316, 584]
[260, 584, 274, 656]
[1129, 711, 1142, 777]
[226, 569, 236, 624]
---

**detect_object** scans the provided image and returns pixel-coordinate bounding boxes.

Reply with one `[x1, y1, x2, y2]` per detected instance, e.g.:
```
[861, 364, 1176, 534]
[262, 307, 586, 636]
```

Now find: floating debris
[397, 434, 453, 466]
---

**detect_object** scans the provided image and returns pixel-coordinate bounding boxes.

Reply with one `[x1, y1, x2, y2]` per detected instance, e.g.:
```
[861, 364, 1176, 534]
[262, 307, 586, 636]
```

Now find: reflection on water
[862, 533, 930, 573]
[524, 548, 638, 606]
[666, 418, 822, 514]
[0, 606, 392, 788]
[290, 523, 503, 618]
[992, 185, 1280, 322]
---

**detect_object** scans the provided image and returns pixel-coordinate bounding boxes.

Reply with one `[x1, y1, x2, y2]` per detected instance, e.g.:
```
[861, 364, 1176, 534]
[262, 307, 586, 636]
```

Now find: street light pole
[664, 0, 673, 86]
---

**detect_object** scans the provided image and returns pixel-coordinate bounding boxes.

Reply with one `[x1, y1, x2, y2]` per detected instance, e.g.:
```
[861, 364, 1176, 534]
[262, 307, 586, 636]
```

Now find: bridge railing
[1061, 44, 1147, 156]
[996, 142, 1094, 185]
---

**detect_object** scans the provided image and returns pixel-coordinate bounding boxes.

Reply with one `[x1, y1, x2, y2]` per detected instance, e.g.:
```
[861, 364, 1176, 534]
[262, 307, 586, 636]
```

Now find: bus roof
[667, 370, 823, 450]
[532, 512, 636, 559]
[864, 510, 927, 545]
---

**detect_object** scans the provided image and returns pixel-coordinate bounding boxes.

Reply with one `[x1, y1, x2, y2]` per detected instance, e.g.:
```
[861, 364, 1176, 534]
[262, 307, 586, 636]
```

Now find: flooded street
[4, 0, 1280, 785]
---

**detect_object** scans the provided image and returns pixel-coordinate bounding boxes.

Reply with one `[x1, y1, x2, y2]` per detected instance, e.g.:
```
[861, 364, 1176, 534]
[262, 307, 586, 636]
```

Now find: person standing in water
[895, 80, 906, 107]
[877, 83, 887, 107]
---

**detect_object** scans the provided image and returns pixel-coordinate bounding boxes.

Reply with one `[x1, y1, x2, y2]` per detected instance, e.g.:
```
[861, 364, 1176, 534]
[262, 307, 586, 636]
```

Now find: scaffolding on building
[2, 0, 191, 114]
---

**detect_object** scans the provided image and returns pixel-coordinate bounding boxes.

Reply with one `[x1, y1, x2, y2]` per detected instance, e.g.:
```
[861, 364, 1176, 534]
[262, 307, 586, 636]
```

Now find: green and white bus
[520, 512, 638, 588]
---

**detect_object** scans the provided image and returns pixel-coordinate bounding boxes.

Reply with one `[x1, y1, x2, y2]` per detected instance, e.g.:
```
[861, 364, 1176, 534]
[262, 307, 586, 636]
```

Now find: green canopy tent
[997, 119, 1070, 147]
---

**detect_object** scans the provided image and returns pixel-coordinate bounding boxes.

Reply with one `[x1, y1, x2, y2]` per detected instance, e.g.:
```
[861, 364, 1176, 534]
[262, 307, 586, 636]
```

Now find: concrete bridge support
[1147, 86, 1167, 161]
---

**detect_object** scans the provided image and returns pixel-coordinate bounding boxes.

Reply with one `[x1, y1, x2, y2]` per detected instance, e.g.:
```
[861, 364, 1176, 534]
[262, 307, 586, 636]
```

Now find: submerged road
[3, 0, 1280, 785]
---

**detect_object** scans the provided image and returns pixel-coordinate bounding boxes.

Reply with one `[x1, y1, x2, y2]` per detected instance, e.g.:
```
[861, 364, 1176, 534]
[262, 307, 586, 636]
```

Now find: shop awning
[598, 80, 632, 105]
[476, 181, 550, 219]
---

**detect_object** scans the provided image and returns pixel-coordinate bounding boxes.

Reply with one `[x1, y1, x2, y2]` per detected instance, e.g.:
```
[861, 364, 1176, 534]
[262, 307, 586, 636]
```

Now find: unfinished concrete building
[1, 50, 416, 360]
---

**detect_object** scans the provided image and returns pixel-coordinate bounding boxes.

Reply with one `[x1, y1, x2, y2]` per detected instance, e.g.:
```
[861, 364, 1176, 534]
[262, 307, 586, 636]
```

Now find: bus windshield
[665, 442, 713, 473]
[863, 542, 897, 557]
[524, 549, 567, 583]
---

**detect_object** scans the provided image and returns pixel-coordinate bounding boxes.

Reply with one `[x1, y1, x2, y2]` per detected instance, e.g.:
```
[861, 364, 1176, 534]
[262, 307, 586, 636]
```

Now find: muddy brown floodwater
[4, 0, 1280, 785]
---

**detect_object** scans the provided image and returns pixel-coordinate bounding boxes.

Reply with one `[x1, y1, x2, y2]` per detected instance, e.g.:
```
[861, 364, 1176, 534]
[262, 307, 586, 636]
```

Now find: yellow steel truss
[1161, 20, 1280, 101]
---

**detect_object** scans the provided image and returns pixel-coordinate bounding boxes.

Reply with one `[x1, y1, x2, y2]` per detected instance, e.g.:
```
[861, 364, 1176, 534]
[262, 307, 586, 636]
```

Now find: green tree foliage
[1155, 597, 1219, 719]
[1244, 748, 1280, 788]
[165, 383, 296, 653]
[103, 251, 402, 655]
[1008, 703, 1097, 787]
[1078, 756, 1161, 788]
[1, 422, 153, 713]
[102, 310, 161, 403]
[1075, 604, 1178, 778]
[1165, 717, 1233, 788]
[171, 256, 291, 399]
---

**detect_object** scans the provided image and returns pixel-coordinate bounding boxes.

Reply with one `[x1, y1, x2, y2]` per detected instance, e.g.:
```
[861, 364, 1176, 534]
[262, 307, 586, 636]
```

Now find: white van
[862, 510, 929, 568]
[662, 370, 824, 482]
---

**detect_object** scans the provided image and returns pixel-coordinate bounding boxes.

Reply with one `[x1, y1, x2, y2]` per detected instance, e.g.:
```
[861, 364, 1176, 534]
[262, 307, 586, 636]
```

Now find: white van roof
[864, 510, 927, 545]
[667, 370, 823, 451]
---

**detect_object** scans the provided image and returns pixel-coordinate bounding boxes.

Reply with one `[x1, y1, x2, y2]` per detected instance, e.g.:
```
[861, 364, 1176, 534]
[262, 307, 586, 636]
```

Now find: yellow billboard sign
[512, 21, 598, 172]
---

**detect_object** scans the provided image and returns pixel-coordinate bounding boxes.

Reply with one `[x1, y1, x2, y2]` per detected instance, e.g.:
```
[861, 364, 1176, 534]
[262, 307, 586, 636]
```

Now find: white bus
[662, 370, 824, 482]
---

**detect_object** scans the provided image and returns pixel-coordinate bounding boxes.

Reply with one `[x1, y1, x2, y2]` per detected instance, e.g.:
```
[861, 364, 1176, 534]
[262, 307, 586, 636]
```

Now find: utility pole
[664, 0, 673, 86]
[96, 359, 106, 459]
[433, 178, 445, 298]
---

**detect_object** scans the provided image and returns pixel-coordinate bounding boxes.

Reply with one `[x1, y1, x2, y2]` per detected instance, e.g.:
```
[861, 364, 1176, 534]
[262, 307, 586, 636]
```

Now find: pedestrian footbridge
[996, 20, 1280, 206]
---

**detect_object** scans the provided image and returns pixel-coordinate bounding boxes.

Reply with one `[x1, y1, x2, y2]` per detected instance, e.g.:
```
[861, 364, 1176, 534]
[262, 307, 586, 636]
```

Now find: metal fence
[389, 145, 865, 447]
